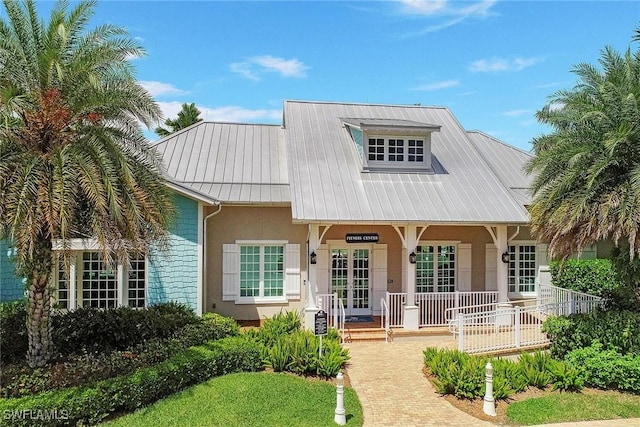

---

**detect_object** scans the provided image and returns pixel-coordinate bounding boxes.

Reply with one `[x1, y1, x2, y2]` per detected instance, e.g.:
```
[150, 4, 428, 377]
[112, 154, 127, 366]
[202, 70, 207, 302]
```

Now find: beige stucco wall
[204, 205, 307, 320]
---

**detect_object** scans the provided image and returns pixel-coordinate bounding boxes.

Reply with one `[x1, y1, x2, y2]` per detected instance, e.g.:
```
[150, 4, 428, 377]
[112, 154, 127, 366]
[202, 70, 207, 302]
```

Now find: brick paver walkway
[344, 339, 640, 427]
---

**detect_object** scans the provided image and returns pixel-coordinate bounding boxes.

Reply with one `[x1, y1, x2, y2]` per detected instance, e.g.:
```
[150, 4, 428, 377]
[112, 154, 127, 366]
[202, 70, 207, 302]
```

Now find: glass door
[330, 247, 371, 315]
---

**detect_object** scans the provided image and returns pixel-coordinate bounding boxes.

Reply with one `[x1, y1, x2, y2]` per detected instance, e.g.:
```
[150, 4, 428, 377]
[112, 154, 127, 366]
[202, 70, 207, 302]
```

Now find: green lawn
[507, 392, 640, 425]
[104, 371, 363, 427]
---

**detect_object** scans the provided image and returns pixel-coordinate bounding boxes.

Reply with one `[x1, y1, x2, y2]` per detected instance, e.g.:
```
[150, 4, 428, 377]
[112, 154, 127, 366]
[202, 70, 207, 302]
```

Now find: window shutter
[458, 243, 472, 291]
[316, 246, 330, 296]
[222, 244, 239, 301]
[285, 244, 301, 299]
[485, 244, 497, 291]
[373, 244, 387, 313]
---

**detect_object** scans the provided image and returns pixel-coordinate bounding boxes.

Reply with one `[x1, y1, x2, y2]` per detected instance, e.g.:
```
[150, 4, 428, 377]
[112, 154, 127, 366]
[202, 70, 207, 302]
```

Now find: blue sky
[24, 1, 640, 150]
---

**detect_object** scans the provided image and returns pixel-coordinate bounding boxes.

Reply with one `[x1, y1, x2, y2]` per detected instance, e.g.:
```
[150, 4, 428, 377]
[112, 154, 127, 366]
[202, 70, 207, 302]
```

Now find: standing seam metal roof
[284, 100, 530, 223]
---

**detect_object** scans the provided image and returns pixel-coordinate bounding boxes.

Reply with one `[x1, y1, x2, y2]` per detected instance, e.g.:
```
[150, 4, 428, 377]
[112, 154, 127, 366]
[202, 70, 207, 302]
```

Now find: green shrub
[52, 302, 200, 356]
[255, 310, 302, 348]
[519, 351, 552, 389]
[0, 300, 27, 365]
[550, 259, 620, 298]
[424, 349, 485, 399]
[0, 337, 262, 426]
[547, 359, 583, 392]
[565, 341, 640, 393]
[543, 310, 640, 358]
[1, 313, 241, 396]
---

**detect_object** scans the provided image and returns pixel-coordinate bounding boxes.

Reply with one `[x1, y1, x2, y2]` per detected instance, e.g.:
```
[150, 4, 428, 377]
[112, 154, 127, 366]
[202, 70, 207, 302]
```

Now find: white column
[404, 225, 419, 331]
[496, 225, 509, 303]
[304, 224, 320, 330]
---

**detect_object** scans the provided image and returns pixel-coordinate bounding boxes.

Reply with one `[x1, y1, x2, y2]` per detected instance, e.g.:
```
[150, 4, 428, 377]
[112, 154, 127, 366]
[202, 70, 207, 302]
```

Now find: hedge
[549, 259, 620, 298]
[543, 310, 640, 358]
[0, 337, 262, 426]
[565, 341, 640, 393]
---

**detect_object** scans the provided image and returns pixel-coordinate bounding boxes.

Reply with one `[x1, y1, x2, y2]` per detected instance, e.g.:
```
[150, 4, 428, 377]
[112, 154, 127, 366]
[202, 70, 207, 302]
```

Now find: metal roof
[466, 131, 534, 206]
[284, 100, 531, 224]
[153, 122, 289, 204]
[341, 118, 441, 131]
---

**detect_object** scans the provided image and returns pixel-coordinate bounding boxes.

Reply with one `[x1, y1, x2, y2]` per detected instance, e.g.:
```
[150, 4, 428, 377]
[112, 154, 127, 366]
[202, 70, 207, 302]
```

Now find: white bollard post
[483, 361, 496, 416]
[334, 372, 346, 425]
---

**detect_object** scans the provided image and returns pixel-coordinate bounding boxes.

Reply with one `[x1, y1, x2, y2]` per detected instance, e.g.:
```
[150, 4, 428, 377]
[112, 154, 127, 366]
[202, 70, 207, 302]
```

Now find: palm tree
[155, 102, 202, 137]
[0, 0, 174, 367]
[526, 37, 640, 262]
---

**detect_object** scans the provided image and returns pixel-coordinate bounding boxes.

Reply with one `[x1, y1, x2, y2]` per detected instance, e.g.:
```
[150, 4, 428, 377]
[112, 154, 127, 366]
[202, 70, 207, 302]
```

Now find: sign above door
[345, 233, 379, 243]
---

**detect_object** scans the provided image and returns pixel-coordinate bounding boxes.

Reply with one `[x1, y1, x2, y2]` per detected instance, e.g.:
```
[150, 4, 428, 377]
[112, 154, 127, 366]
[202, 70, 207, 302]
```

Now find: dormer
[342, 118, 441, 173]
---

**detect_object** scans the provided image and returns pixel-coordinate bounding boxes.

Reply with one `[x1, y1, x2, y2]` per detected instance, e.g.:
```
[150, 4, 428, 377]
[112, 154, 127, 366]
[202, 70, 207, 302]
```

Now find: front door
[331, 247, 371, 315]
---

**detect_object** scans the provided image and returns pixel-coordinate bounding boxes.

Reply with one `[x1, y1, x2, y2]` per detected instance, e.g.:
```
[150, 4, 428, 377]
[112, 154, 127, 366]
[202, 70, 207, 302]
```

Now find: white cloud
[503, 109, 532, 118]
[469, 57, 542, 73]
[397, 0, 497, 33]
[397, 0, 447, 15]
[139, 81, 184, 97]
[156, 101, 281, 124]
[413, 79, 460, 91]
[230, 55, 309, 81]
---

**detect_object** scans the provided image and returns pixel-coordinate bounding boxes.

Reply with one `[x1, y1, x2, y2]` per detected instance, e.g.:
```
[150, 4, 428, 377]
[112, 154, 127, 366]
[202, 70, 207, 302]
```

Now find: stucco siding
[148, 194, 200, 311]
[205, 205, 307, 320]
[0, 239, 24, 301]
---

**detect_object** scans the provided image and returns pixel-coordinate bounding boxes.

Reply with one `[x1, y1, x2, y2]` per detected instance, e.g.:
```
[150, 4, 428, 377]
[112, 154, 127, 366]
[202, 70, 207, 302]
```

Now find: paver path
[345, 339, 640, 427]
[344, 340, 494, 427]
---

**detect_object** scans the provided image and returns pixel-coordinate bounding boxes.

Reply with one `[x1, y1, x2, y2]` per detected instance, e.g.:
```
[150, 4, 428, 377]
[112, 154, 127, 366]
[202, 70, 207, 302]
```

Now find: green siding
[148, 194, 199, 312]
[0, 239, 25, 301]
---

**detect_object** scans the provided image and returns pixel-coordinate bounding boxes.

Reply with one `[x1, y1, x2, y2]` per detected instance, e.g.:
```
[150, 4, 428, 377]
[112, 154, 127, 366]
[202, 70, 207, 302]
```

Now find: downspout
[202, 203, 222, 314]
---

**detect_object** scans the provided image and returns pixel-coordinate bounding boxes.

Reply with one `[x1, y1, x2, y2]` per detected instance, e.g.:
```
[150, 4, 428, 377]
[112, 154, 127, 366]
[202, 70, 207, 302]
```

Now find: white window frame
[54, 250, 147, 310]
[235, 240, 288, 304]
[508, 241, 537, 297]
[415, 241, 458, 293]
[363, 134, 432, 171]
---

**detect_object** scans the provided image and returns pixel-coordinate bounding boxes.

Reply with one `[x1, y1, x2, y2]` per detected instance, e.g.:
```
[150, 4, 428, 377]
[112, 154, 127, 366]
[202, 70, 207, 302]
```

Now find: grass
[104, 371, 363, 427]
[507, 391, 640, 425]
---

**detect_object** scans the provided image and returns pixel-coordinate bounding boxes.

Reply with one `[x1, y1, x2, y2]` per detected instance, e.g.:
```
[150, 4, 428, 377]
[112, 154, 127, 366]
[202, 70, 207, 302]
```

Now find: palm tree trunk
[25, 241, 54, 368]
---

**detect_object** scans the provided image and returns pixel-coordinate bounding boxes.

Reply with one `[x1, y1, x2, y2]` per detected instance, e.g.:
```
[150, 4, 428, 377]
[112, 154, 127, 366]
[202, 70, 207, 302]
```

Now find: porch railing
[537, 282, 605, 316]
[317, 292, 345, 343]
[457, 305, 550, 354]
[380, 296, 390, 343]
[385, 291, 499, 327]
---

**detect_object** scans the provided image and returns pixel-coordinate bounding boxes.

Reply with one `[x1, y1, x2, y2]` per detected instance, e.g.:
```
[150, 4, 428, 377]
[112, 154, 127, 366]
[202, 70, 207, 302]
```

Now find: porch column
[304, 224, 319, 330]
[404, 225, 419, 331]
[496, 225, 509, 303]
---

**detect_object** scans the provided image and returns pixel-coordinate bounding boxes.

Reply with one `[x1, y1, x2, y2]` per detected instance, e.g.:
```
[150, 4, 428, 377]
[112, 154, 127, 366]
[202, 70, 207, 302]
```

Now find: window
[367, 137, 427, 166]
[54, 251, 147, 309]
[508, 244, 536, 294]
[223, 242, 300, 303]
[416, 245, 456, 292]
[240, 245, 284, 299]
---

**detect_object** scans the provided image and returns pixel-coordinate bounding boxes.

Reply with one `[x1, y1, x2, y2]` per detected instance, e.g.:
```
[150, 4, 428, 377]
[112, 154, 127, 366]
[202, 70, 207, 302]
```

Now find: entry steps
[344, 326, 451, 343]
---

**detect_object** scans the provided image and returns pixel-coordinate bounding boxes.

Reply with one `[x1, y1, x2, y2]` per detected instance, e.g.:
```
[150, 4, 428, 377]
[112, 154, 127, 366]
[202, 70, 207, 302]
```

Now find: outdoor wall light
[501, 251, 510, 264]
[409, 251, 417, 264]
[310, 251, 317, 264]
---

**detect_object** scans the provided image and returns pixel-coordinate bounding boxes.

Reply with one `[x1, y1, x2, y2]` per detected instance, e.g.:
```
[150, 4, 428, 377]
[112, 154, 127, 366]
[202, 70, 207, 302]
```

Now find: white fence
[386, 291, 499, 327]
[537, 283, 604, 316]
[457, 305, 550, 354]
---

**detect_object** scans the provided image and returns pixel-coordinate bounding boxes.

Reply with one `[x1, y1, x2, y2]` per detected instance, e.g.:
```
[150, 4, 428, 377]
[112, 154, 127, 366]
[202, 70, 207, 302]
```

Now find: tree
[0, 0, 174, 367]
[155, 102, 202, 137]
[526, 31, 640, 264]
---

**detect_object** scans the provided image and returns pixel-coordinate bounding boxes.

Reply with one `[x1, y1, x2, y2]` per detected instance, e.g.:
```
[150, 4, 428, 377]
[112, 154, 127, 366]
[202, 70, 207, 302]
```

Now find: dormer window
[343, 118, 440, 173]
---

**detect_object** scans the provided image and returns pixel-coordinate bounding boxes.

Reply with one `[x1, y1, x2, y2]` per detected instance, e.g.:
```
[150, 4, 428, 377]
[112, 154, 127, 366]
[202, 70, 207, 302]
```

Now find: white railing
[457, 305, 550, 354]
[337, 297, 345, 343]
[445, 301, 500, 334]
[386, 292, 406, 327]
[537, 283, 605, 316]
[386, 291, 499, 328]
[317, 292, 346, 342]
[380, 297, 390, 343]
[417, 291, 499, 327]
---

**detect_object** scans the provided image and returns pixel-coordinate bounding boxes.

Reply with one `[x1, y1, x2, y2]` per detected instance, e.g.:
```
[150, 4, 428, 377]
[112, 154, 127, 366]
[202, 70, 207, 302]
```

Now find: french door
[330, 247, 371, 315]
